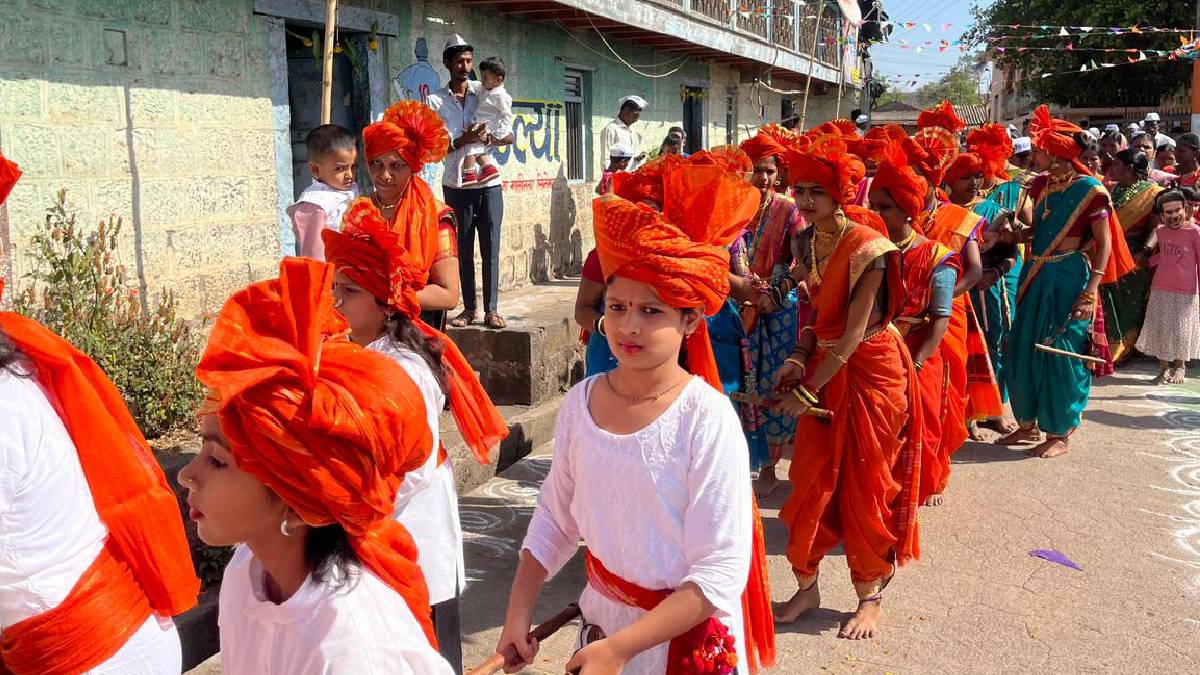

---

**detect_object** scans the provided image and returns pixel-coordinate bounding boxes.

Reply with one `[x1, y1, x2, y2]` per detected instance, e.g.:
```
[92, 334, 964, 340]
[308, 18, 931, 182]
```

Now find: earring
[280, 517, 292, 537]
[333, 297, 344, 309]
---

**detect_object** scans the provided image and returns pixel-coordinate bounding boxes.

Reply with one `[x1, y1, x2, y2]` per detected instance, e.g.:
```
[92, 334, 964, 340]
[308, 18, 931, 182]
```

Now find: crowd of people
[2, 36, 1199, 674]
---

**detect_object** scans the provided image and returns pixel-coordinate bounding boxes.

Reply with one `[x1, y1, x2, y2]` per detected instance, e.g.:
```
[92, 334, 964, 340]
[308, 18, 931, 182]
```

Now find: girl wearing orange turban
[773, 138, 921, 640]
[997, 105, 1135, 458]
[870, 144, 963, 508]
[736, 128, 807, 496]
[498, 156, 775, 675]
[322, 198, 508, 669]
[179, 258, 454, 674]
[0, 158, 198, 675]
[360, 100, 461, 329]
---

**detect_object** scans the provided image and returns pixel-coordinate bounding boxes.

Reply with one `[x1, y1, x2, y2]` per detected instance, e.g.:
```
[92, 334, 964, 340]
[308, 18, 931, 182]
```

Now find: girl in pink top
[1136, 190, 1200, 383]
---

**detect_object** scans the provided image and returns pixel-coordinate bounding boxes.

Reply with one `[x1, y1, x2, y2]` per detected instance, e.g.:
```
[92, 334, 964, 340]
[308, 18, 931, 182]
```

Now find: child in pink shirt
[1137, 189, 1200, 383]
[287, 125, 360, 260]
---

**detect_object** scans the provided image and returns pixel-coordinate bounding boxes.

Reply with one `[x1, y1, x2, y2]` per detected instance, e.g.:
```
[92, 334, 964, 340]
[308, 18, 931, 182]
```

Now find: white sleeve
[679, 392, 752, 619]
[391, 356, 443, 514]
[598, 124, 616, 158]
[492, 92, 514, 137]
[520, 392, 581, 578]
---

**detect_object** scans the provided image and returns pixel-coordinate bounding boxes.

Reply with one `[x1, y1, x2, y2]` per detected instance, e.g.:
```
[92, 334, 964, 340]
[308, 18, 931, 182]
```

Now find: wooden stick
[1034, 343, 1107, 365]
[320, 0, 338, 125]
[728, 392, 833, 419]
[798, 0, 824, 130]
[465, 603, 582, 675]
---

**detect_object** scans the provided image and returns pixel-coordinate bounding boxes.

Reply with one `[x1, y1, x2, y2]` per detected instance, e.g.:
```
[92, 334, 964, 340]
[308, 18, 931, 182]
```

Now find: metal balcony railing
[640, 0, 844, 70]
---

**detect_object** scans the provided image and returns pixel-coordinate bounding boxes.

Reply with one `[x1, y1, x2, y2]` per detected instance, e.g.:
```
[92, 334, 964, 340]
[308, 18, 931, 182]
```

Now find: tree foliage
[965, 0, 1190, 107]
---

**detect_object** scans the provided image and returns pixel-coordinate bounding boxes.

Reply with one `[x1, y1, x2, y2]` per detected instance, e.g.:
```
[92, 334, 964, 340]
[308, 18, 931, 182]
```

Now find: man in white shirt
[427, 34, 514, 331]
[599, 95, 647, 174]
[1143, 112, 1173, 151]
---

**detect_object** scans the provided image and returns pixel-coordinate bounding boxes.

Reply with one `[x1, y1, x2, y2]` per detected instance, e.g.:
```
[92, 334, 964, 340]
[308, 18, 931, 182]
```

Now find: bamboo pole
[799, 0, 824, 130]
[320, 0, 338, 125]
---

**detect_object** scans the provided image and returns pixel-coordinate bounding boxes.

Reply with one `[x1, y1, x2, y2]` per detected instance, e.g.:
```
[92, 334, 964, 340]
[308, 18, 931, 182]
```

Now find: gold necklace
[895, 228, 918, 251]
[605, 372, 688, 404]
[374, 194, 400, 210]
[809, 213, 849, 287]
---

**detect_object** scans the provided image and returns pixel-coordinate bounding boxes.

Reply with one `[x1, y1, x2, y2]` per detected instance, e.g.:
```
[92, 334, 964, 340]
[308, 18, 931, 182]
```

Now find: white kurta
[0, 369, 181, 673]
[218, 546, 453, 675]
[522, 376, 753, 674]
[369, 335, 466, 605]
[599, 118, 644, 172]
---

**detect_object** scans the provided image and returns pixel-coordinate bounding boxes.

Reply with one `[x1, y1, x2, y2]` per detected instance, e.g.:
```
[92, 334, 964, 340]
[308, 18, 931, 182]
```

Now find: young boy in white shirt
[287, 124, 360, 260]
[460, 57, 513, 185]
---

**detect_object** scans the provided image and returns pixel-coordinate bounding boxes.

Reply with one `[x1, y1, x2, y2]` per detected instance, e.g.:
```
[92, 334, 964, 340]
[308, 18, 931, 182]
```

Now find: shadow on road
[951, 441, 1032, 464]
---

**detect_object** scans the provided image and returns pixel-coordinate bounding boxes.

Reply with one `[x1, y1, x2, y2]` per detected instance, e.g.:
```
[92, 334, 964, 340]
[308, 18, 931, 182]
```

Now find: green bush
[14, 190, 204, 438]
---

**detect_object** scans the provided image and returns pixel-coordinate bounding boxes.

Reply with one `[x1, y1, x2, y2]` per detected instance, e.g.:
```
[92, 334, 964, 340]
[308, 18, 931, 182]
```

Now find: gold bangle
[796, 384, 819, 405]
[785, 357, 806, 369]
[829, 351, 849, 365]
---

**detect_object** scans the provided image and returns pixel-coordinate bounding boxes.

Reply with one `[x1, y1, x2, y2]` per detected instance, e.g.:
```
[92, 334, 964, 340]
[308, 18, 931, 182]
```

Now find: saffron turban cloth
[0, 251, 199, 673]
[942, 152, 985, 188]
[611, 152, 687, 207]
[856, 124, 907, 166]
[739, 124, 798, 167]
[196, 257, 438, 645]
[323, 199, 508, 464]
[1029, 104, 1088, 175]
[917, 100, 966, 134]
[909, 126, 960, 189]
[0, 151, 19, 206]
[361, 100, 451, 274]
[966, 124, 1014, 182]
[594, 151, 759, 389]
[788, 137, 887, 235]
[871, 141, 929, 221]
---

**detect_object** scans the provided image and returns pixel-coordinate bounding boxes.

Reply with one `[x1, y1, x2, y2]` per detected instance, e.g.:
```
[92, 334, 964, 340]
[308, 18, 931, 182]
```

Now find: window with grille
[565, 69, 586, 181]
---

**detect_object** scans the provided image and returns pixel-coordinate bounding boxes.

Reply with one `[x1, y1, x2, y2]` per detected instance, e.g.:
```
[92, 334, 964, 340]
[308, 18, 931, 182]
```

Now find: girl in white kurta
[497, 153, 773, 675]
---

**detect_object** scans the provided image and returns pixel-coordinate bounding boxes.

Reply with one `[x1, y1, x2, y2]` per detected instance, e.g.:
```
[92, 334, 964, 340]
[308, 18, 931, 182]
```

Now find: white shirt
[522, 376, 752, 675]
[427, 80, 499, 190]
[599, 118, 643, 173]
[472, 83, 514, 137]
[0, 369, 181, 673]
[286, 180, 360, 231]
[368, 336, 466, 604]
[218, 546, 453, 675]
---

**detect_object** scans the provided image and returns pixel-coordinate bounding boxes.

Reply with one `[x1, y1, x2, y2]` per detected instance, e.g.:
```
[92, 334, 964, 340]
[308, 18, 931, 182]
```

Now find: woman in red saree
[360, 100, 462, 329]
[773, 137, 920, 640]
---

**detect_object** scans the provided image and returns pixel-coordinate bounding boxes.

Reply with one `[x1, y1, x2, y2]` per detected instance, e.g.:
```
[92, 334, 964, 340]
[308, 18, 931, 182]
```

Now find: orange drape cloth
[324, 199, 508, 464]
[781, 224, 922, 585]
[0, 313, 199, 674]
[897, 241, 961, 503]
[919, 205, 1005, 424]
[0, 151, 20, 206]
[197, 258, 438, 645]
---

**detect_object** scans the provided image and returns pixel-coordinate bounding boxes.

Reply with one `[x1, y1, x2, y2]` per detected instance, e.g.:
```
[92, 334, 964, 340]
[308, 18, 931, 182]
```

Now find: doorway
[682, 86, 705, 155]
[285, 25, 371, 199]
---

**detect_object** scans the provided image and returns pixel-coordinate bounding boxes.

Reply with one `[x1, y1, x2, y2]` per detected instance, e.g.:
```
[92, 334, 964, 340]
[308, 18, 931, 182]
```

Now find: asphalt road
[459, 359, 1200, 674]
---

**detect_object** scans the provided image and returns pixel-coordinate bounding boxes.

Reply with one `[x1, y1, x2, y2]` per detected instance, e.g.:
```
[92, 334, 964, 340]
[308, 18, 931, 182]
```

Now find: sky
[868, 0, 990, 92]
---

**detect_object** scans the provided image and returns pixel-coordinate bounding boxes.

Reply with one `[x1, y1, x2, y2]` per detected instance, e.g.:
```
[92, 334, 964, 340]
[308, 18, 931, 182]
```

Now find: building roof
[874, 100, 919, 112]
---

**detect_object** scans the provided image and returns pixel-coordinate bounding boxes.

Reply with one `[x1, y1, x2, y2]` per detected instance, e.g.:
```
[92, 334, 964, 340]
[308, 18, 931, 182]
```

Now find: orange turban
[806, 119, 862, 143]
[196, 257, 437, 645]
[323, 201, 508, 464]
[1029, 104, 1088, 174]
[917, 100, 966, 134]
[594, 155, 758, 389]
[611, 152, 686, 208]
[0, 151, 19, 206]
[855, 124, 906, 166]
[740, 125, 793, 167]
[909, 126, 959, 188]
[871, 142, 929, 221]
[942, 152, 985, 188]
[361, 101, 452, 274]
[363, 100, 450, 168]
[966, 124, 1014, 181]
[787, 136, 865, 205]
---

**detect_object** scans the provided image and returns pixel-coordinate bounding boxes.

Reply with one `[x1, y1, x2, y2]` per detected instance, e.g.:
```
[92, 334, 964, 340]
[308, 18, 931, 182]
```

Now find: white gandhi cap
[619, 95, 648, 110]
[1012, 137, 1032, 154]
[444, 33, 472, 52]
[1143, 112, 1161, 122]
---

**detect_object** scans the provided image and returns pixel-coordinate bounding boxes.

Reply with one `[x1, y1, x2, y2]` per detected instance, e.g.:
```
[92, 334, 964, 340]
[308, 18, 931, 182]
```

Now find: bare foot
[980, 417, 1018, 435]
[997, 427, 1040, 446]
[924, 493, 945, 507]
[1150, 372, 1167, 385]
[773, 581, 820, 624]
[839, 598, 883, 640]
[1167, 367, 1186, 384]
[753, 467, 782, 499]
[967, 423, 986, 441]
[1028, 437, 1069, 458]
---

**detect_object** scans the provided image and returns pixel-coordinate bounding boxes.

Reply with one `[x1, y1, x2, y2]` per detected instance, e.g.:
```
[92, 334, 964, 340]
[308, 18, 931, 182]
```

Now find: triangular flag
[1131, 26, 1142, 34]
[996, 46, 1006, 53]
[1059, 27, 1069, 36]
[942, 23, 952, 31]
[1080, 26, 1093, 32]
[916, 46, 923, 53]
[1066, 43, 1074, 50]
[904, 22, 916, 30]
[1139, 51, 1147, 60]
[939, 46, 947, 52]
[1079, 63, 1088, 71]
[1042, 73, 1052, 78]
[922, 23, 932, 32]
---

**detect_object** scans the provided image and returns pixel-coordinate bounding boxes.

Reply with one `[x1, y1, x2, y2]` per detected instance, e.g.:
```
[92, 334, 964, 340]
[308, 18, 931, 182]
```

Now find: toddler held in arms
[460, 57, 513, 185]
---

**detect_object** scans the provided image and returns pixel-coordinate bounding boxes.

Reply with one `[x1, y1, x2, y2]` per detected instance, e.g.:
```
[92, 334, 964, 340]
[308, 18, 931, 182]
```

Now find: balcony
[461, 0, 851, 85]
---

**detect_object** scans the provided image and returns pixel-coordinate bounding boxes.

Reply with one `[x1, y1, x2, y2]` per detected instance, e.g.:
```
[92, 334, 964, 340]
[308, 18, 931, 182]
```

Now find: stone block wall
[0, 0, 280, 315]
